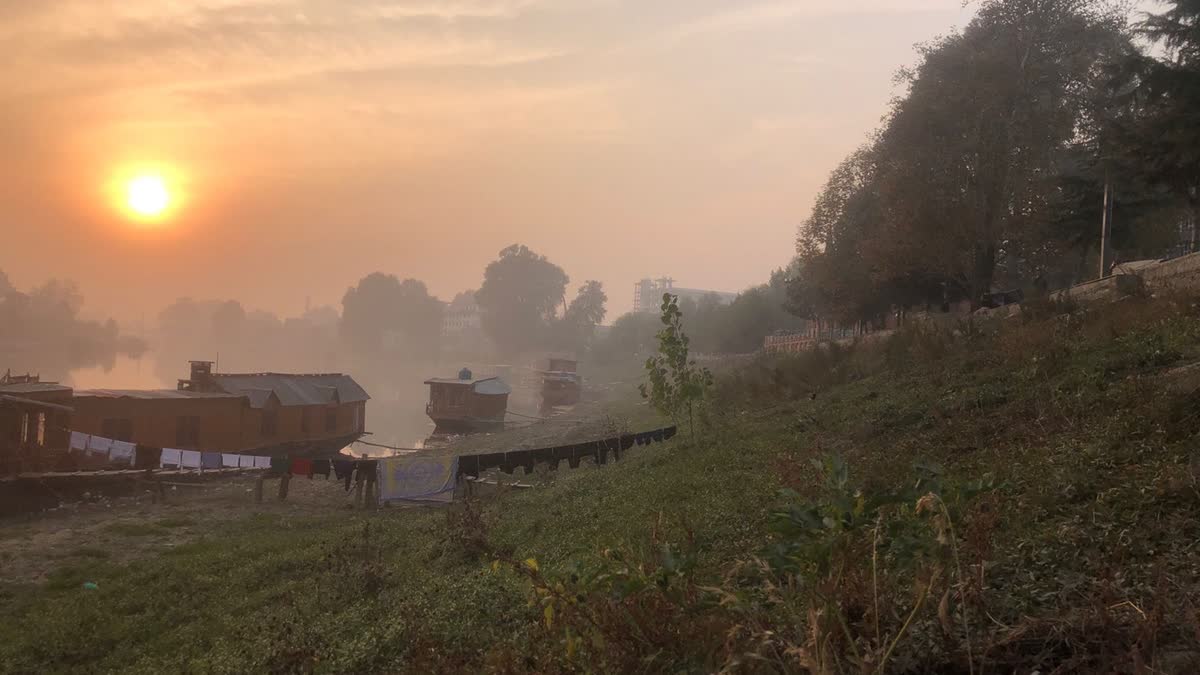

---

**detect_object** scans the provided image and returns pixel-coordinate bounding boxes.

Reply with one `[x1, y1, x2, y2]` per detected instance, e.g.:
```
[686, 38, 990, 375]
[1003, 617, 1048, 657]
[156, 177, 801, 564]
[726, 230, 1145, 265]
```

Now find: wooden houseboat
[540, 357, 582, 407]
[72, 361, 370, 458]
[424, 372, 510, 433]
[0, 374, 73, 475]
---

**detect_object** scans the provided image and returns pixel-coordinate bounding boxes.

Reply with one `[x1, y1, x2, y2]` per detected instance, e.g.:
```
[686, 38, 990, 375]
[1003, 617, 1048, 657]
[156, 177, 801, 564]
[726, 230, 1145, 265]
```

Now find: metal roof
[423, 376, 512, 395]
[74, 389, 243, 400]
[473, 378, 512, 395]
[0, 382, 72, 395]
[210, 373, 369, 408]
[0, 394, 74, 411]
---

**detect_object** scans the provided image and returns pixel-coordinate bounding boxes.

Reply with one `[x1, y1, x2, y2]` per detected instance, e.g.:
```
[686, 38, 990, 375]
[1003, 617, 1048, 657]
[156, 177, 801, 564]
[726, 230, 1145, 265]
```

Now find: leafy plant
[639, 293, 714, 442]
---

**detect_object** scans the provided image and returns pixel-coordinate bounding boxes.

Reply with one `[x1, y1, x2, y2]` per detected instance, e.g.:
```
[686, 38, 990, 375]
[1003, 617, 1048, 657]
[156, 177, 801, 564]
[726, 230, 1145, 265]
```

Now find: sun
[126, 174, 171, 218]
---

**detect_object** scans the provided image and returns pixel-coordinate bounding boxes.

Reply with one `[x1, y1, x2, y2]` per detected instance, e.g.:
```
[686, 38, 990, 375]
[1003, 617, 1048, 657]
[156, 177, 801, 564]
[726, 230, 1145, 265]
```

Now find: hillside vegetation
[2, 293, 1200, 673]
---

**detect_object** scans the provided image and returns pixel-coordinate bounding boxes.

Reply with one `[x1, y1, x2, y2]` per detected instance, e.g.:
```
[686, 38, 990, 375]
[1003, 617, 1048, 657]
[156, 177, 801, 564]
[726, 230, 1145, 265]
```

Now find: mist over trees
[340, 273, 443, 357]
[788, 0, 1200, 327]
[476, 244, 570, 357]
[0, 269, 147, 382]
[154, 298, 339, 381]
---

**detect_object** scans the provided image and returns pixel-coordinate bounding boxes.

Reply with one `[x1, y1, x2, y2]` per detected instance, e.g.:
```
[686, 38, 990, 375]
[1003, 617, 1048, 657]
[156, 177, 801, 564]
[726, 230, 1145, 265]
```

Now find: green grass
[2, 295, 1200, 672]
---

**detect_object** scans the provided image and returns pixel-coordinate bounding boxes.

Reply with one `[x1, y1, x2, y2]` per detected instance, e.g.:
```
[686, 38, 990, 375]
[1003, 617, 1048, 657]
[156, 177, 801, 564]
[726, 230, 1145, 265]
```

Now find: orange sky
[1, 0, 980, 324]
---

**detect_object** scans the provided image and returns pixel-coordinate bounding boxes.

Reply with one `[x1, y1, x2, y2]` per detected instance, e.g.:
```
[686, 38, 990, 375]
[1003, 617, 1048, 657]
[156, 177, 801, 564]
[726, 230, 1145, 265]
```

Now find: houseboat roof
[424, 377, 512, 395]
[0, 382, 72, 395]
[208, 373, 369, 408]
[0, 394, 74, 411]
[74, 389, 243, 400]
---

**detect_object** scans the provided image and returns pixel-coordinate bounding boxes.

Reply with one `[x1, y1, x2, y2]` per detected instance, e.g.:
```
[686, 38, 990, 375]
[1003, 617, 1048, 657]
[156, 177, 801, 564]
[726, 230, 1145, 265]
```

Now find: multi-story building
[633, 278, 738, 314]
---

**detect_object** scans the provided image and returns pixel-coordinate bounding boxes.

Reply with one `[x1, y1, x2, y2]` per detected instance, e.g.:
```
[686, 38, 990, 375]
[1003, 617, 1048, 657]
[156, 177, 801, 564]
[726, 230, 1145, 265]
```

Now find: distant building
[442, 291, 482, 337]
[71, 361, 370, 456]
[633, 278, 737, 314]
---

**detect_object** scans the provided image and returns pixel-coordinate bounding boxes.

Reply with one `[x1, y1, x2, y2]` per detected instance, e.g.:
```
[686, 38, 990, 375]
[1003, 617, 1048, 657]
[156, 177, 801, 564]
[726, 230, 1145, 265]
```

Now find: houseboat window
[325, 407, 337, 433]
[36, 413, 45, 447]
[176, 416, 201, 447]
[20, 413, 29, 444]
[262, 410, 278, 437]
[101, 418, 134, 442]
[353, 402, 363, 432]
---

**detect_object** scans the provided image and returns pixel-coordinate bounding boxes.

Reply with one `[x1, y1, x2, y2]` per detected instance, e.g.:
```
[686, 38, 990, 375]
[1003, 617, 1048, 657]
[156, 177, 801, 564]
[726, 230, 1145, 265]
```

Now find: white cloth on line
[253, 456, 271, 469]
[87, 436, 113, 457]
[109, 440, 136, 465]
[239, 455, 257, 468]
[70, 431, 90, 452]
[180, 450, 203, 469]
[160, 448, 183, 468]
[221, 453, 241, 468]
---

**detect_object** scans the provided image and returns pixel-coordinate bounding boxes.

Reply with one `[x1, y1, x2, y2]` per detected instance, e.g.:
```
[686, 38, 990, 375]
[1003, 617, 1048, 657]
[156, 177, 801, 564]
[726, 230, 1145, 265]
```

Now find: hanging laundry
[221, 454, 241, 468]
[160, 448, 183, 468]
[270, 456, 291, 474]
[253, 455, 272, 469]
[333, 458, 355, 482]
[69, 431, 89, 452]
[517, 450, 536, 474]
[358, 460, 379, 485]
[180, 450, 203, 469]
[475, 453, 506, 472]
[377, 455, 458, 504]
[87, 436, 114, 458]
[109, 441, 136, 466]
[457, 454, 480, 479]
[531, 448, 554, 470]
[200, 452, 222, 470]
[312, 459, 331, 479]
[136, 446, 161, 470]
[239, 455, 257, 468]
[291, 458, 314, 478]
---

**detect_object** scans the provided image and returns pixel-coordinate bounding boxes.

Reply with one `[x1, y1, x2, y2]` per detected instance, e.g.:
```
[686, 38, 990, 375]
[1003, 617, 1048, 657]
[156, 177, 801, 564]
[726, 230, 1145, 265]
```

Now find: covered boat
[424, 374, 511, 433]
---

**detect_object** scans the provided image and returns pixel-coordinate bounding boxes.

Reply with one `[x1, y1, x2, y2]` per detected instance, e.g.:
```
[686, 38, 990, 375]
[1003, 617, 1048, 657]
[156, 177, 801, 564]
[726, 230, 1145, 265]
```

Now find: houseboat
[71, 361, 370, 458]
[424, 371, 511, 433]
[540, 357, 582, 407]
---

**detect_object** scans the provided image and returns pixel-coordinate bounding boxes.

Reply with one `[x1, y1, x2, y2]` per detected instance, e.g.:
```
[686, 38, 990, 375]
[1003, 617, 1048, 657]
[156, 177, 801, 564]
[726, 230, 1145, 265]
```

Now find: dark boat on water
[540, 357, 582, 408]
[424, 371, 511, 434]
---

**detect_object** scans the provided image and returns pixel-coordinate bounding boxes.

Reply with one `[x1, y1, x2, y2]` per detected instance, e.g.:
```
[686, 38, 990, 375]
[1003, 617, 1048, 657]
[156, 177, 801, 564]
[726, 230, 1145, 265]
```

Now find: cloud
[660, 0, 956, 44]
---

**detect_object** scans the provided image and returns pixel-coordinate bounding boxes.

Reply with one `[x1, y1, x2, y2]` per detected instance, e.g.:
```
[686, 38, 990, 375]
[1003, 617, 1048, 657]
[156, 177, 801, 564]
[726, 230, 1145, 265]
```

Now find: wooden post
[278, 472, 291, 501]
[254, 476, 264, 504]
[354, 478, 364, 507]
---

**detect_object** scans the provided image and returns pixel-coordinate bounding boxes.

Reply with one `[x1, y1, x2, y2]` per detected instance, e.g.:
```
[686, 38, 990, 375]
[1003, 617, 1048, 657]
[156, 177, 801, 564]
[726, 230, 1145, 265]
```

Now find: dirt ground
[0, 472, 385, 586]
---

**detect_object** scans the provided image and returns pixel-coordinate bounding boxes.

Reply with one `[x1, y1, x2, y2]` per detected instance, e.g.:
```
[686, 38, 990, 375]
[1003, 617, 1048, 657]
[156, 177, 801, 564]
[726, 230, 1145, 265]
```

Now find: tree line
[787, 0, 1200, 327]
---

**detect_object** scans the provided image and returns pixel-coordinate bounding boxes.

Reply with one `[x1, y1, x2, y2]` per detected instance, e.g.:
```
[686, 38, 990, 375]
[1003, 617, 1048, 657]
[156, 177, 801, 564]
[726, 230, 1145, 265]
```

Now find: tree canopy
[476, 244, 569, 356]
[787, 0, 1166, 325]
[341, 273, 444, 356]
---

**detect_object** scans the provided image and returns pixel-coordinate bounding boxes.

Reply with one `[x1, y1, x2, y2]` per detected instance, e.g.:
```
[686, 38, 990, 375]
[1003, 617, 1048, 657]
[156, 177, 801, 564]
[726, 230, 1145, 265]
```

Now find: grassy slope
[2, 295, 1200, 672]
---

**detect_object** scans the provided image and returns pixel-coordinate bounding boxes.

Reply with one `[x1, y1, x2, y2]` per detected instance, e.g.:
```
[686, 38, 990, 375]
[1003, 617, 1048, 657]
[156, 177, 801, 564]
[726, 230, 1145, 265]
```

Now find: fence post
[278, 472, 290, 501]
[254, 475, 264, 504]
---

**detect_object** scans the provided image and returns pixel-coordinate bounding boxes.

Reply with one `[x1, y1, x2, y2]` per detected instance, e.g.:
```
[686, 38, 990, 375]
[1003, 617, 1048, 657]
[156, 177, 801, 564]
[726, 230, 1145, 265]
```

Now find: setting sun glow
[126, 175, 170, 218]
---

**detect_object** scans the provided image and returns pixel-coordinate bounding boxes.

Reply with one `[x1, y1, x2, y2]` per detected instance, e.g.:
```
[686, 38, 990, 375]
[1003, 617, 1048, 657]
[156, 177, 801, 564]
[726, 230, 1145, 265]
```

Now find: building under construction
[633, 278, 737, 314]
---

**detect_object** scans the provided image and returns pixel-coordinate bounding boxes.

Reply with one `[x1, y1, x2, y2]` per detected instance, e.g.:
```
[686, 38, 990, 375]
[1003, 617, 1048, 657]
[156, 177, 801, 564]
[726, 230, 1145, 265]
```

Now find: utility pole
[1099, 171, 1112, 278]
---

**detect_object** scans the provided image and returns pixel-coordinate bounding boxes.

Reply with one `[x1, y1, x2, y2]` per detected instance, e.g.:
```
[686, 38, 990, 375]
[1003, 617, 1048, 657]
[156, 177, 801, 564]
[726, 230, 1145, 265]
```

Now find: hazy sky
[1, 0, 981, 324]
